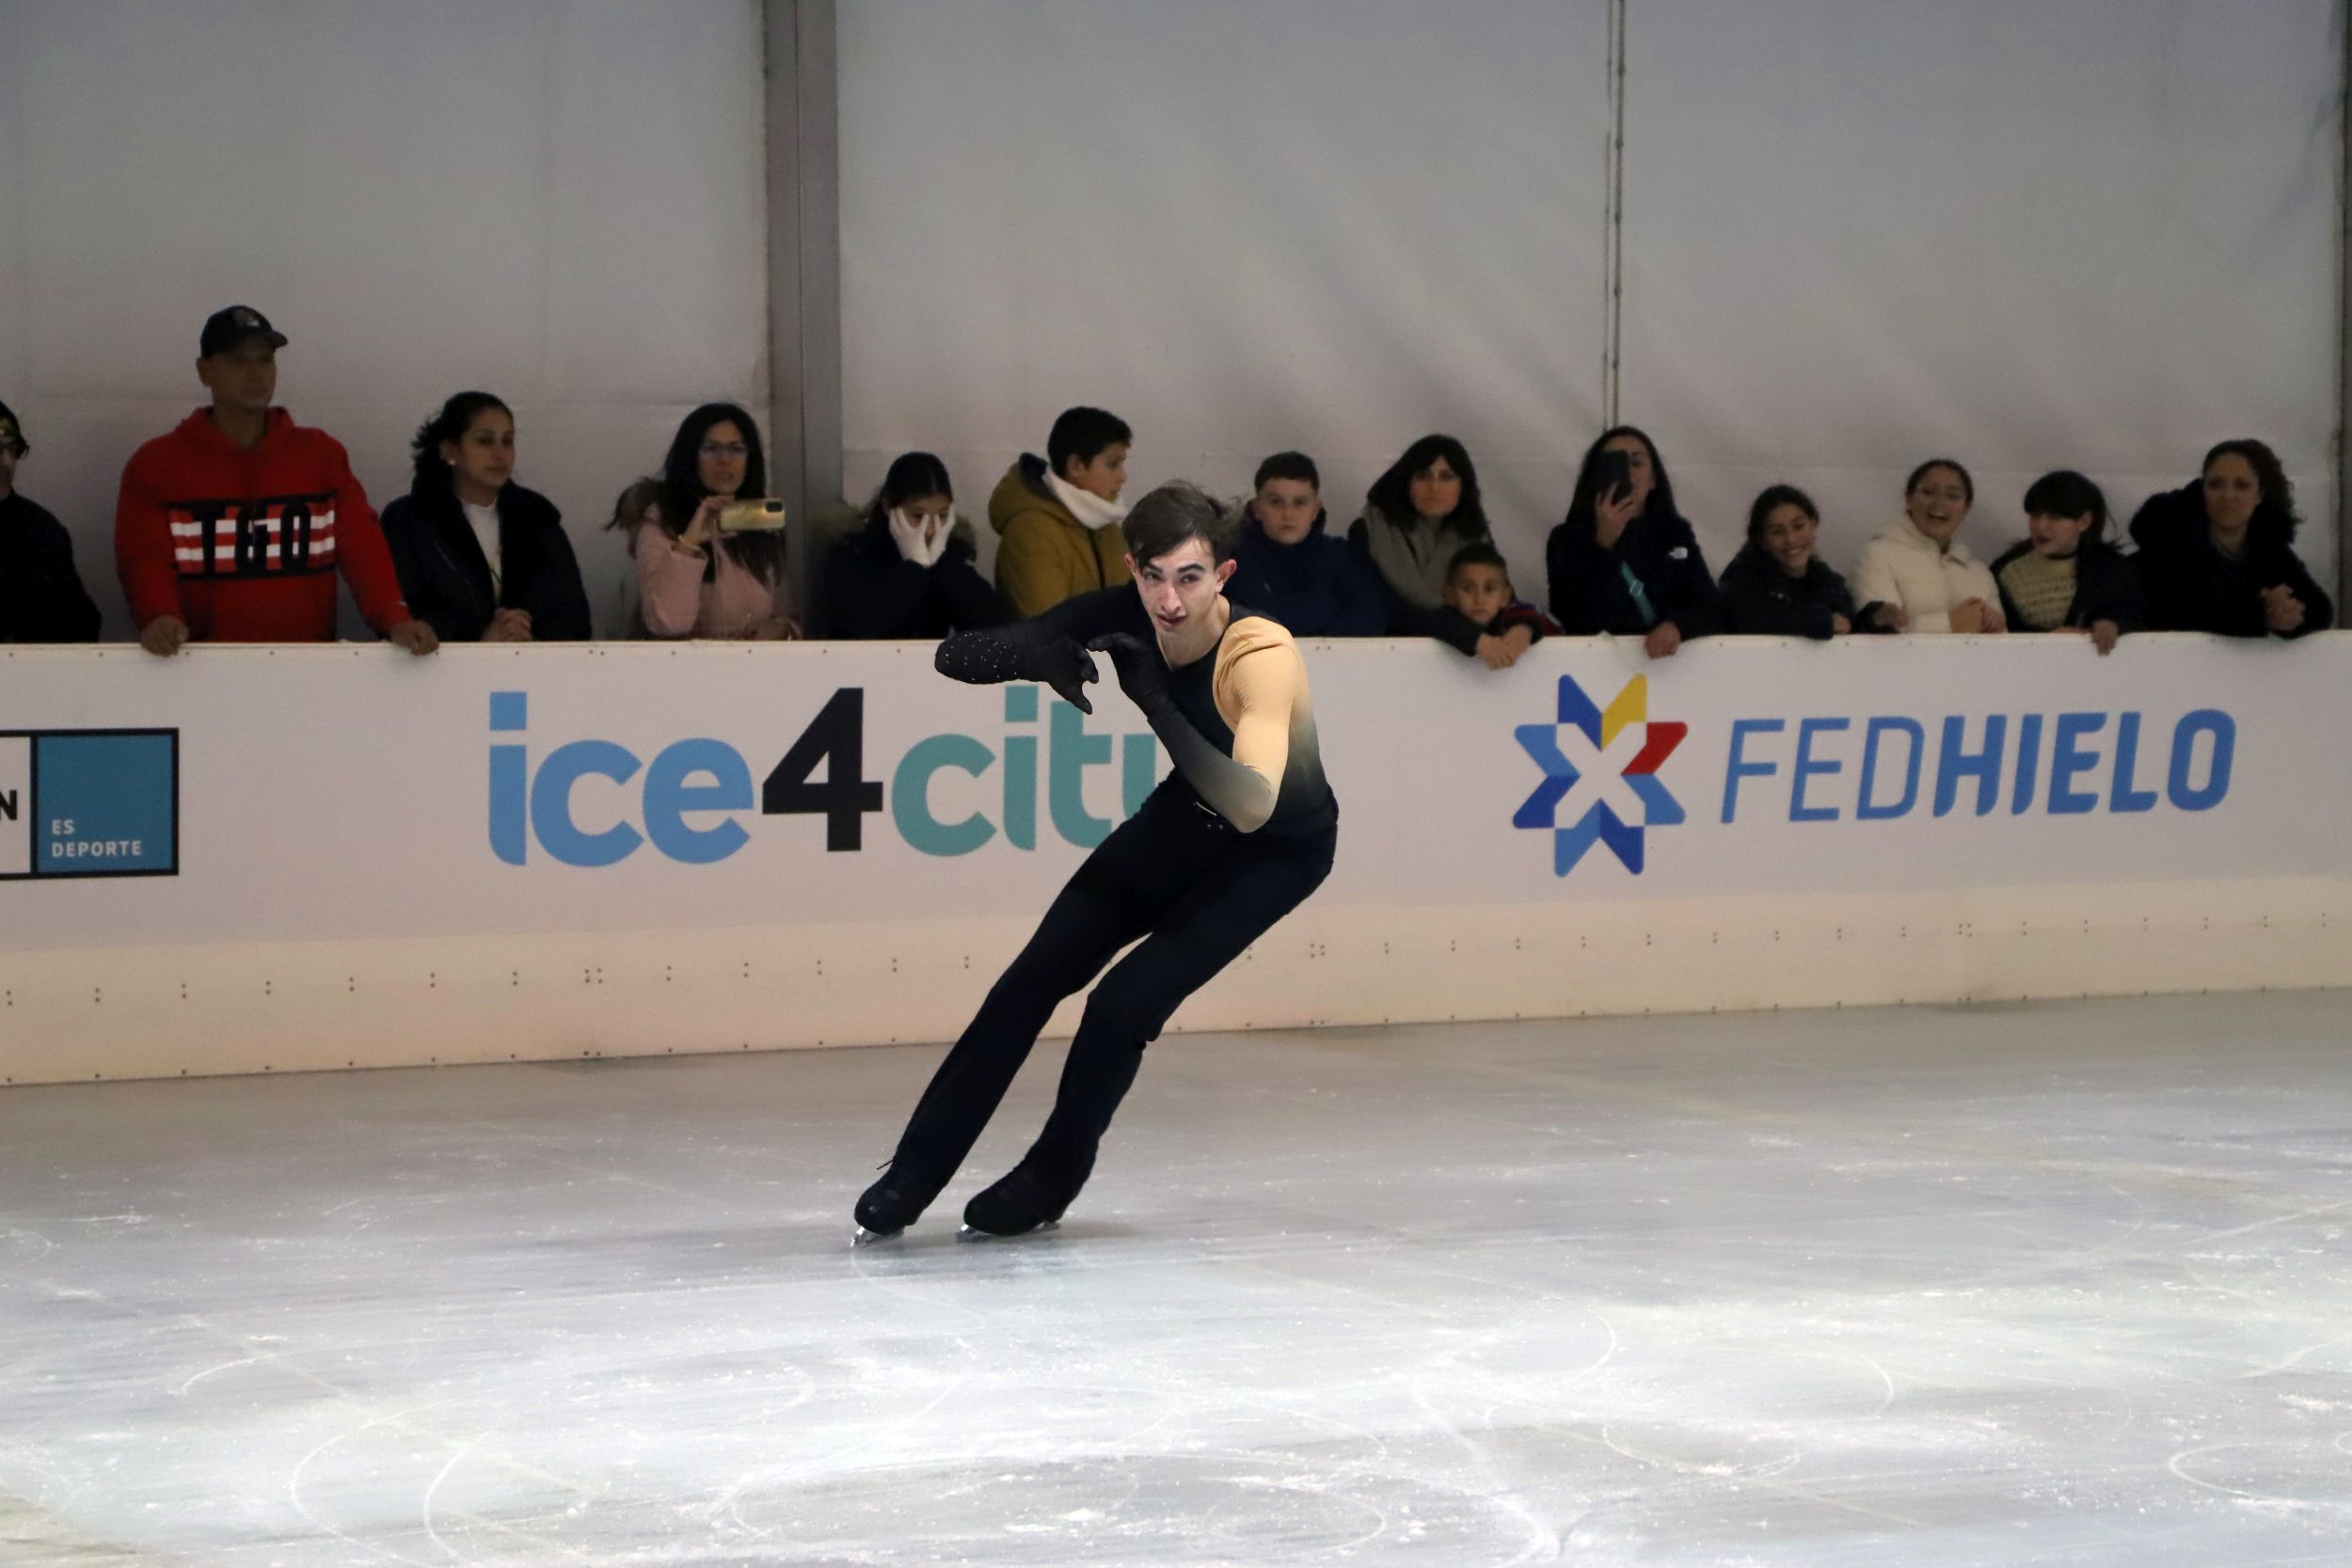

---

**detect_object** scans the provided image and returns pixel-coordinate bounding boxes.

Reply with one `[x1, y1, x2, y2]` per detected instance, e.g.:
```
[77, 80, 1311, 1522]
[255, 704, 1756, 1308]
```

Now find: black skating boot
[958, 1162, 1078, 1241]
[853, 1164, 946, 1245]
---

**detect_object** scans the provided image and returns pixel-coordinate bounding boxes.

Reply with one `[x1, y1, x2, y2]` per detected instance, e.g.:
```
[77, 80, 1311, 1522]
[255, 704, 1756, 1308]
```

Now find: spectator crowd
[0, 305, 2335, 655]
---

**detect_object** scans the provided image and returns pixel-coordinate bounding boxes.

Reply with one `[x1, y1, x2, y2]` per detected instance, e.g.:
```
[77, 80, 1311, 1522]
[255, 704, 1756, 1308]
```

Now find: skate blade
[956, 1219, 1061, 1243]
[851, 1225, 905, 1247]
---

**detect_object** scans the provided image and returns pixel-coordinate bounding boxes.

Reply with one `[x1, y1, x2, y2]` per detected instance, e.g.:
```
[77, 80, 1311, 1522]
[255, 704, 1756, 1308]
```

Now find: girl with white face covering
[825, 451, 1010, 639]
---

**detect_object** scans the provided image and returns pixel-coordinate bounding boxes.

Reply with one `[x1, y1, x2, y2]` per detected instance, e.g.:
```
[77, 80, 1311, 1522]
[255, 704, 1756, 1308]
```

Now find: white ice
[3, 991, 2350, 1565]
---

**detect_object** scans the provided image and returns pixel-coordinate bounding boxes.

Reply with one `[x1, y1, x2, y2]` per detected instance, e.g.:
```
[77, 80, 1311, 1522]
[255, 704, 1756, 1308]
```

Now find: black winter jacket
[1227, 510, 1386, 639]
[2127, 483, 2333, 639]
[825, 512, 1009, 639]
[380, 480, 592, 641]
[0, 492, 102, 641]
[1987, 537, 2147, 633]
[1547, 506, 1723, 639]
[1716, 543, 1872, 639]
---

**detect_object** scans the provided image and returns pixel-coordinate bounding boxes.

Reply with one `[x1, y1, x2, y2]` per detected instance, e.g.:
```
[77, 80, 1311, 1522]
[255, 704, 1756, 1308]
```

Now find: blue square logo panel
[1, 730, 180, 879]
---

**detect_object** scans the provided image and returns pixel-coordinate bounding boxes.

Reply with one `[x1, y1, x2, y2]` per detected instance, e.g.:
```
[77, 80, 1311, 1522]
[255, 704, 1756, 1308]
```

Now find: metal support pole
[1602, 0, 1629, 428]
[765, 0, 842, 627]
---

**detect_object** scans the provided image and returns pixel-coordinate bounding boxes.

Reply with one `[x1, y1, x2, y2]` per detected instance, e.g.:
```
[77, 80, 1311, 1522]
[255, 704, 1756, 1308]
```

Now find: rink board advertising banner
[0, 637, 2344, 948]
[0, 729, 179, 881]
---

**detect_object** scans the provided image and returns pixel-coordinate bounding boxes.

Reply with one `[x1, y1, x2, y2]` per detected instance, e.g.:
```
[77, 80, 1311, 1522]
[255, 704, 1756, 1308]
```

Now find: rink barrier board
[2, 637, 2347, 1085]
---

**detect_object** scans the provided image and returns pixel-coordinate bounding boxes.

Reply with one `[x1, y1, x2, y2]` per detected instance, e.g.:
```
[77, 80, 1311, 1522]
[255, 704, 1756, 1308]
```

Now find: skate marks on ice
[0, 992, 2351, 1561]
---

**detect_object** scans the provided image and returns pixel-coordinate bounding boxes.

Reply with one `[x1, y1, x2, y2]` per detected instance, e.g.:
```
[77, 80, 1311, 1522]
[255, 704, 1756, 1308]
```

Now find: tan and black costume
[861, 586, 1337, 1237]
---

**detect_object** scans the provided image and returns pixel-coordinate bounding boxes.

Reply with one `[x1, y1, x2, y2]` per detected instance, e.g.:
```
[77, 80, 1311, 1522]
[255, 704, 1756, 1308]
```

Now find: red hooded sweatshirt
[116, 407, 410, 641]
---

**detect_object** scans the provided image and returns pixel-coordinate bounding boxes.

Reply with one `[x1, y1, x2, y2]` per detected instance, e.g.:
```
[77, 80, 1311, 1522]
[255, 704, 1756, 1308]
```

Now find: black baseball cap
[0, 398, 22, 455]
[199, 305, 288, 358]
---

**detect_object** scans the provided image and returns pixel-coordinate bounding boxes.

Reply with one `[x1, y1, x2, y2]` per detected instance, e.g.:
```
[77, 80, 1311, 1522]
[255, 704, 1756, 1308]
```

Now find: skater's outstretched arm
[934, 587, 1138, 713]
[1089, 632, 1291, 833]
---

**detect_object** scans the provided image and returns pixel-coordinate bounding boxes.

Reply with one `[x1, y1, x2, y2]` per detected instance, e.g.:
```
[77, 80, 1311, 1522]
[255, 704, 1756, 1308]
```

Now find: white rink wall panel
[0, 0, 769, 641]
[3, 636, 2348, 1085]
[1620, 0, 2343, 587]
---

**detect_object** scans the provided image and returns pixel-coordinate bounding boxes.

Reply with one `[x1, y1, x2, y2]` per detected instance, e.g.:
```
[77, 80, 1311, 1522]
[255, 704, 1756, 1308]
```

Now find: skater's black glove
[1086, 632, 1169, 709]
[1020, 637, 1100, 715]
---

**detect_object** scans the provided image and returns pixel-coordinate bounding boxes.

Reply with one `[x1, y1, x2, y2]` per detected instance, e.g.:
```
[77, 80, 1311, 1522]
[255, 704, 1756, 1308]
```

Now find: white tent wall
[837, 0, 2343, 603]
[835, 0, 1615, 583]
[1620, 0, 2344, 596]
[0, 0, 769, 641]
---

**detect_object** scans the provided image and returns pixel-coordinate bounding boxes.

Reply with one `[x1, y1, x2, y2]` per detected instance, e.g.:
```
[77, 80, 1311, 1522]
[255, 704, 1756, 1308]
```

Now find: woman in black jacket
[380, 392, 591, 642]
[1547, 425, 1722, 658]
[825, 451, 1009, 639]
[1989, 469, 2145, 656]
[2129, 439, 2332, 640]
[1719, 484, 1892, 639]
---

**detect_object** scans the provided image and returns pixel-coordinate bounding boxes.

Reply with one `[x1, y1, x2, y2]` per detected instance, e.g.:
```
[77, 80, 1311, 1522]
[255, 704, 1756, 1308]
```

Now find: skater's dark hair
[1048, 405, 1131, 477]
[1253, 450, 1320, 493]
[1123, 481, 1237, 565]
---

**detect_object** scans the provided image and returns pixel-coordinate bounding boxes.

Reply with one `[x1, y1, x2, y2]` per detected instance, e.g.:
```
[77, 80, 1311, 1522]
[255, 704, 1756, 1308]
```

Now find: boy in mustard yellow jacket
[989, 405, 1133, 616]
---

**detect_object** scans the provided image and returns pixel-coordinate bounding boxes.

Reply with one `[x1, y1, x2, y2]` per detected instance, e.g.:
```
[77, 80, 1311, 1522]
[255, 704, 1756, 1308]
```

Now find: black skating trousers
[890, 781, 1337, 1193]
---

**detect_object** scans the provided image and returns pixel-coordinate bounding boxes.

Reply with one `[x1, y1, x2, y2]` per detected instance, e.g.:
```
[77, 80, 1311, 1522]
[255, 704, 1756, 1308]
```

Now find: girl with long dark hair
[1547, 425, 1720, 657]
[610, 402, 798, 639]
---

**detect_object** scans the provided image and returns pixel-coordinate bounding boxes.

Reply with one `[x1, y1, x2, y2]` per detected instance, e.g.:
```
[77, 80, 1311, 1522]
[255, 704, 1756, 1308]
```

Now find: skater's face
[1128, 536, 1234, 640]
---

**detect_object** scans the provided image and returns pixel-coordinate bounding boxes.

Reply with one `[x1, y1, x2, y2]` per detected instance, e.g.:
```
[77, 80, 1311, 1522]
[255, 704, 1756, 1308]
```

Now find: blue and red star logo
[1513, 673, 1687, 875]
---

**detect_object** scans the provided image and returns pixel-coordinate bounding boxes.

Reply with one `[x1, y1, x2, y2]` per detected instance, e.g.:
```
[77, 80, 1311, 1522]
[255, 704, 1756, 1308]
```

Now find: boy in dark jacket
[1718, 483, 1892, 640]
[2130, 439, 2333, 639]
[1226, 451, 1385, 639]
[1439, 543, 1560, 668]
[1990, 470, 2144, 656]
[0, 400, 103, 642]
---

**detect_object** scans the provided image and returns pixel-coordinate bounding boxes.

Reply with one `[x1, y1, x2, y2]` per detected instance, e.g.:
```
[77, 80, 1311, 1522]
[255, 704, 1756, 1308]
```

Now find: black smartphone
[1590, 449, 1633, 507]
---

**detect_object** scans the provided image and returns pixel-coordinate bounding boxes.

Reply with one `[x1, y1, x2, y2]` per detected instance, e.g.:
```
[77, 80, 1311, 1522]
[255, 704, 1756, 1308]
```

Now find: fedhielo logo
[1513, 674, 1685, 875]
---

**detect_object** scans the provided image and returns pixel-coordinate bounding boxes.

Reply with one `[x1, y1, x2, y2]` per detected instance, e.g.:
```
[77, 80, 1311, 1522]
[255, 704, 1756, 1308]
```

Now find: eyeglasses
[699, 441, 750, 461]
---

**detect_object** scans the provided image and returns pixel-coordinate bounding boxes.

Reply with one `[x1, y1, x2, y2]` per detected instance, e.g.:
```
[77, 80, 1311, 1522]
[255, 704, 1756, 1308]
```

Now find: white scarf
[1043, 467, 1129, 531]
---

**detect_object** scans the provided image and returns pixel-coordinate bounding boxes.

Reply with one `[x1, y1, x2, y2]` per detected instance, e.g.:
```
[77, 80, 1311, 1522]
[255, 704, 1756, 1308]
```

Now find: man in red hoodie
[117, 307, 437, 657]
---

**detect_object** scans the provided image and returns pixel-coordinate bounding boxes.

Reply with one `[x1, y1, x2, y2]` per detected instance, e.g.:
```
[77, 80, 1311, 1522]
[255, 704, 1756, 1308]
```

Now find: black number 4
[762, 687, 885, 850]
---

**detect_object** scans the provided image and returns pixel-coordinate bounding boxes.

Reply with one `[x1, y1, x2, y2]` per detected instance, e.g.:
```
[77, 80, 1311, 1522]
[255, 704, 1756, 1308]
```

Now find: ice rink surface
[2, 990, 2349, 1566]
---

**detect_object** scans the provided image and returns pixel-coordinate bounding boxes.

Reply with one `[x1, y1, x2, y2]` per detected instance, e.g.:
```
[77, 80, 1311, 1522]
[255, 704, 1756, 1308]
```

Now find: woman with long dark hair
[1348, 434, 1492, 612]
[825, 451, 1009, 639]
[380, 391, 590, 642]
[610, 402, 798, 639]
[2129, 439, 2333, 638]
[1546, 425, 1720, 657]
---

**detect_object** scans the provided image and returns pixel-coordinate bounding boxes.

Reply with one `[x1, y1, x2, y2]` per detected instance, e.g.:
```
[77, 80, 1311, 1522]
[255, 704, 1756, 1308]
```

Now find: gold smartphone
[717, 499, 787, 533]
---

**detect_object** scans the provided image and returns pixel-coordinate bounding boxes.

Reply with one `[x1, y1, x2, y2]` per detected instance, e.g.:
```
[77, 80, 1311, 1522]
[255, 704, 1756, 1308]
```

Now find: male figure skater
[855, 482, 1339, 1242]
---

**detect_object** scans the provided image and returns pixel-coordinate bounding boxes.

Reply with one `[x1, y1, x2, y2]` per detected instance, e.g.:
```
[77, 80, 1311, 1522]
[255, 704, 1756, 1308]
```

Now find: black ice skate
[852, 1164, 946, 1246]
[957, 1163, 1076, 1241]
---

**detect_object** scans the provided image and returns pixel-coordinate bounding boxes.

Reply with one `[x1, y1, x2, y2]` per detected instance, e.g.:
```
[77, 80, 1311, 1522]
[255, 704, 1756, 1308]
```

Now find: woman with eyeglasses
[609, 403, 799, 639]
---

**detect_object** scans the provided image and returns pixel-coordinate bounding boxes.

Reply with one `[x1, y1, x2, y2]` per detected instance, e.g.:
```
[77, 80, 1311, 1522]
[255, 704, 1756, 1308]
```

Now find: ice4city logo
[1513, 674, 1686, 875]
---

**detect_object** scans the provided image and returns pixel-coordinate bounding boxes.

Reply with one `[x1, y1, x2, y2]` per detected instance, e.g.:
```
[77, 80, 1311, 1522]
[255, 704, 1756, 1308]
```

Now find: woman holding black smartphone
[1546, 426, 1721, 657]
